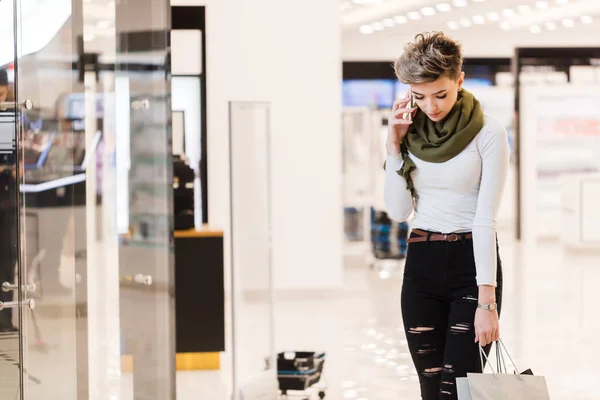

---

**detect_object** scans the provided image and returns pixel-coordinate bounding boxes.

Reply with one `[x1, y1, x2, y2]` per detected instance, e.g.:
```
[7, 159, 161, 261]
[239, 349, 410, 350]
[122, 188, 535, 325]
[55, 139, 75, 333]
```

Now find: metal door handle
[0, 299, 35, 311]
[2, 282, 36, 292]
[0, 99, 33, 111]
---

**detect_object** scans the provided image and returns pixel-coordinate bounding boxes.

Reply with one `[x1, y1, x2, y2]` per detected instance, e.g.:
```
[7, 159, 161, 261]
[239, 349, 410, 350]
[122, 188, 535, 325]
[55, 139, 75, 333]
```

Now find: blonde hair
[394, 31, 463, 84]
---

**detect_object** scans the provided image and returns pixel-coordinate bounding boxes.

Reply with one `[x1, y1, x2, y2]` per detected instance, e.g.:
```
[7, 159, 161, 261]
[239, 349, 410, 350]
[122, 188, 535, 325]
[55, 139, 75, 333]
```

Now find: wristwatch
[477, 302, 497, 312]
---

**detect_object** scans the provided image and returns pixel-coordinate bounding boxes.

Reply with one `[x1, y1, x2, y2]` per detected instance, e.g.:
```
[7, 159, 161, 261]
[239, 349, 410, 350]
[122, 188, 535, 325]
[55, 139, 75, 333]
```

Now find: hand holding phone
[386, 92, 417, 155]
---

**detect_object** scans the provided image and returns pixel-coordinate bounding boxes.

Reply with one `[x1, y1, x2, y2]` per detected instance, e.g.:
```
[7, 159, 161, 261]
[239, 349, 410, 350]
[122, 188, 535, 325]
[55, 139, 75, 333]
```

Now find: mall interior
[0, 0, 599, 399]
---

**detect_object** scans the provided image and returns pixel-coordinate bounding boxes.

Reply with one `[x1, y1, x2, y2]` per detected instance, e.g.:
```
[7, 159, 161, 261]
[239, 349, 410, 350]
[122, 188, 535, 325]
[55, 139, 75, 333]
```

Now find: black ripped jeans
[401, 230, 503, 400]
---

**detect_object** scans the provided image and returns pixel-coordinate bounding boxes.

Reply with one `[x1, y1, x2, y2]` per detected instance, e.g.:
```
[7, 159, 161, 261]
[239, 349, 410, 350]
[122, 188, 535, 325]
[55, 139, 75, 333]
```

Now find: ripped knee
[408, 326, 435, 335]
[422, 367, 442, 378]
[450, 323, 472, 335]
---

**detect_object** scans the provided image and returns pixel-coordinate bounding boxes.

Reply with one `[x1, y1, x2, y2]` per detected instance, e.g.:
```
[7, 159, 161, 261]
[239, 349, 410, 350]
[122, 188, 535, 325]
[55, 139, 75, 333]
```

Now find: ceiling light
[581, 15, 594, 24]
[555, 0, 568, 4]
[382, 18, 395, 27]
[394, 15, 408, 24]
[529, 25, 542, 34]
[472, 0, 486, 2]
[372, 21, 384, 30]
[452, 0, 468, 7]
[447, 21, 461, 30]
[544, 21, 557, 30]
[500, 22, 512, 30]
[472, 15, 486, 24]
[503, 9, 515, 17]
[518, 5, 531, 13]
[536, 1, 549, 8]
[407, 11, 422, 20]
[359, 25, 375, 34]
[562, 18, 575, 27]
[459, 18, 472, 27]
[421, 7, 436, 16]
[436, 3, 453, 12]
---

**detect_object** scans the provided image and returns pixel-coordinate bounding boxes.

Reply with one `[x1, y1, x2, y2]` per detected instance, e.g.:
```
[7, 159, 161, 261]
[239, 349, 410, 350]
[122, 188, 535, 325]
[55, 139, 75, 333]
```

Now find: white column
[176, 0, 344, 291]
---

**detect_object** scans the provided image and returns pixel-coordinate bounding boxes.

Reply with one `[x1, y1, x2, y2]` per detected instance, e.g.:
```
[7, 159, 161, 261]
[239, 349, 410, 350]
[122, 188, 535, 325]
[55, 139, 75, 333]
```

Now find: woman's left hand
[474, 308, 499, 347]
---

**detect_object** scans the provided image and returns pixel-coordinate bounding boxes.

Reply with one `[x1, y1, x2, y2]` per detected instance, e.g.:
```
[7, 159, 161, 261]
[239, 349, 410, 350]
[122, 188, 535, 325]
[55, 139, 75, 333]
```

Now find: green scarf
[397, 88, 484, 197]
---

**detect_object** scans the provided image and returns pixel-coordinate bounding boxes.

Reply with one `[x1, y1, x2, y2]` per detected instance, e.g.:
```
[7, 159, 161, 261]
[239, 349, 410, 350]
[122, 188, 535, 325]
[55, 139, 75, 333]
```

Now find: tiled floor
[181, 228, 600, 399]
[2, 227, 599, 399]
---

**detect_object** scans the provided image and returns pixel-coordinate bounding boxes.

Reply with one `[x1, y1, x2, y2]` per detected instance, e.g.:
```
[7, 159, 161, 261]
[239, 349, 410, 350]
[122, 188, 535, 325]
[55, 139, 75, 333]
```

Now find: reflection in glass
[5, 0, 175, 398]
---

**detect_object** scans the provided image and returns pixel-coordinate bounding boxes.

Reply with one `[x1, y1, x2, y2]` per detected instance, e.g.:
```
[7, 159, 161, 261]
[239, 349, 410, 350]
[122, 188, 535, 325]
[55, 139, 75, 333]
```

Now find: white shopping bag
[456, 340, 550, 400]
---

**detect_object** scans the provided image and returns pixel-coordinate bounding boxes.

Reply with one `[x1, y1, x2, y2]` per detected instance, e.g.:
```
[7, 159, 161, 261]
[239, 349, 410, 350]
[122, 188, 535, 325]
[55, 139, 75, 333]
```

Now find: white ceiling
[340, 0, 600, 58]
[341, 0, 598, 33]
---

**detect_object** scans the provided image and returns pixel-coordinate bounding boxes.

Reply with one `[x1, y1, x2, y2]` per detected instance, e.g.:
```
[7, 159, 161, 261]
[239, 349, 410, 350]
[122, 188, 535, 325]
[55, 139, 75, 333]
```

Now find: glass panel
[0, 1, 21, 398]
[16, 0, 84, 397]
[115, 1, 175, 398]
[228, 101, 276, 399]
[13, 0, 174, 398]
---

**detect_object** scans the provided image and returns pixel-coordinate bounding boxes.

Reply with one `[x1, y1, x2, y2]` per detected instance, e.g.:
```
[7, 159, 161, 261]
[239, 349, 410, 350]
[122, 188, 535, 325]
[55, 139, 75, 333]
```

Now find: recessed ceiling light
[407, 11, 422, 20]
[500, 22, 512, 30]
[359, 25, 375, 34]
[436, 3, 453, 12]
[486, 12, 500, 21]
[518, 5, 531, 13]
[421, 7, 436, 16]
[447, 21, 461, 30]
[472, 0, 486, 2]
[544, 21, 557, 30]
[581, 15, 594, 24]
[472, 15, 486, 24]
[382, 18, 395, 27]
[536, 1, 549, 8]
[562, 18, 575, 27]
[503, 9, 515, 17]
[555, 0, 568, 4]
[372, 21, 384, 30]
[452, 0, 468, 7]
[529, 25, 542, 34]
[394, 15, 408, 24]
[459, 18, 472, 27]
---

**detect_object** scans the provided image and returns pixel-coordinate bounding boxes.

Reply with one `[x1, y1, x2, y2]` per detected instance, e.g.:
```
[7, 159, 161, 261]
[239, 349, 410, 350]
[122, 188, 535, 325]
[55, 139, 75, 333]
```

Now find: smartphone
[404, 94, 414, 121]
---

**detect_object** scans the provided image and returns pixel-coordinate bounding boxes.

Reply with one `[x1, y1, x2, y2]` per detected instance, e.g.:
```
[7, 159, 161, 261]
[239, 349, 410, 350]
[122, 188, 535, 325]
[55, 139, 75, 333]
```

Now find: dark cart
[276, 351, 327, 399]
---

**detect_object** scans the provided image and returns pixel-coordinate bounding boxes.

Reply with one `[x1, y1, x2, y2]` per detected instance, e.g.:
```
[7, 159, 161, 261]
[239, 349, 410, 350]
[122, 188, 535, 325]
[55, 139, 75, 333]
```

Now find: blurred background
[1, 0, 599, 399]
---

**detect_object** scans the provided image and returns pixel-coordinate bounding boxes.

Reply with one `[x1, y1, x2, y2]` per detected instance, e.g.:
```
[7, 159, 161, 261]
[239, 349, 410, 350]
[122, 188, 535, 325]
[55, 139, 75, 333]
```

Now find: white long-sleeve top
[384, 114, 509, 286]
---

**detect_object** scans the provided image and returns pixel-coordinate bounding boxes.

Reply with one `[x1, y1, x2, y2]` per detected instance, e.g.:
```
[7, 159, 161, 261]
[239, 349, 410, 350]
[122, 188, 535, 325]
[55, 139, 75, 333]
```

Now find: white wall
[342, 24, 600, 60]
[172, 0, 344, 291]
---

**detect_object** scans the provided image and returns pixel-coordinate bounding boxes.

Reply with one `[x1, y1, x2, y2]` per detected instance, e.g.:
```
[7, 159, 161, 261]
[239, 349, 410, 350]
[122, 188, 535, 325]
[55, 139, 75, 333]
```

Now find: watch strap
[477, 302, 497, 311]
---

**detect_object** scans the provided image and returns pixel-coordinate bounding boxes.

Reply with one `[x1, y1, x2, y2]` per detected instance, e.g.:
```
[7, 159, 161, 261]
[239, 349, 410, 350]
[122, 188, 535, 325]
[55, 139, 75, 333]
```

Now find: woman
[384, 32, 509, 399]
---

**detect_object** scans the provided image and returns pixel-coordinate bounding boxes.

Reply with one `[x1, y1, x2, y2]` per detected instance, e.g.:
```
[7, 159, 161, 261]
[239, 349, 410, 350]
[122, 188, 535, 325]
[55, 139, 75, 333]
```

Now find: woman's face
[410, 72, 464, 122]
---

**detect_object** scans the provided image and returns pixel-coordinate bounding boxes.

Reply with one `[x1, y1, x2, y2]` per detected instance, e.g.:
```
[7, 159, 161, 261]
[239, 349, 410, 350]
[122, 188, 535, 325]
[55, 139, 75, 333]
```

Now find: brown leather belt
[407, 228, 473, 244]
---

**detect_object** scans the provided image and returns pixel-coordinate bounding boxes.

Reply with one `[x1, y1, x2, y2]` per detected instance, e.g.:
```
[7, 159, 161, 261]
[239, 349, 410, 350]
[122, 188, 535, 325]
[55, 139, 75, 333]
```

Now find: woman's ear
[457, 71, 465, 91]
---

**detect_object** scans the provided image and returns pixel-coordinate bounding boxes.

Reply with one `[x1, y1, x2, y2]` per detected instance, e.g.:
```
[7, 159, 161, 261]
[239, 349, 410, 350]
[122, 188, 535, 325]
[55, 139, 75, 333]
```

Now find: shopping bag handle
[479, 339, 524, 381]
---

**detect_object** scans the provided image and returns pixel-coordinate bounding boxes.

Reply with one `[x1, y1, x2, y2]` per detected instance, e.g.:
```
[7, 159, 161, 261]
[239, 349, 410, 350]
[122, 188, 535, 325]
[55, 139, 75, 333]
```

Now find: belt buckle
[447, 234, 459, 242]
